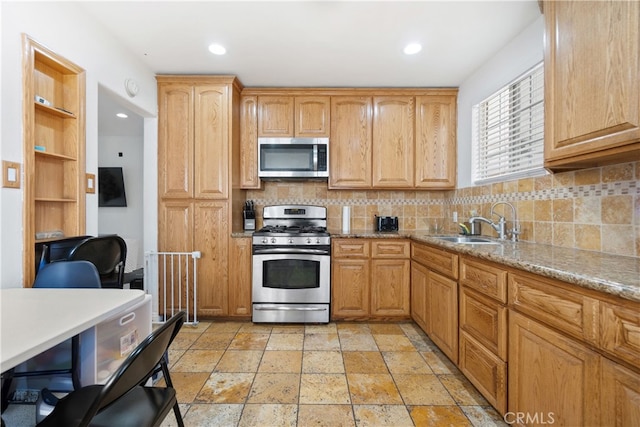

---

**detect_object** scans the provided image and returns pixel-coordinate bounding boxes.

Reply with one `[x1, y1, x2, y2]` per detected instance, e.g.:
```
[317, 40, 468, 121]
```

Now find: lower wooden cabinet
[459, 330, 507, 414]
[428, 271, 458, 363]
[458, 285, 508, 414]
[228, 237, 252, 317]
[600, 358, 640, 427]
[410, 242, 459, 363]
[332, 239, 409, 320]
[410, 262, 429, 333]
[332, 257, 370, 318]
[158, 200, 230, 317]
[371, 258, 410, 317]
[508, 311, 601, 426]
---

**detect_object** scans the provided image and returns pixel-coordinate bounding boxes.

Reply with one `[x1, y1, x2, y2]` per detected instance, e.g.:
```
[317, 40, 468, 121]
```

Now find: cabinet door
[509, 311, 601, 426]
[415, 95, 457, 189]
[329, 97, 373, 188]
[411, 262, 429, 333]
[460, 287, 507, 359]
[240, 96, 260, 189]
[601, 358, 640, 427]
[194, 85, 229, 199]
[295, 96, 330, 137]
[428, 271, 458, 363]
[158, 83, 194, 198]
[194, 202, 229, 316]
[600, 301, 640, 370]
[228, 237, 252, 316]
[459, 331, 507, 415]
[372, 96, 414, 188]
[371, 259, 410, 317]
[158, 201, 193, 315]
[258, 96, 294, 137]
[331, 258, 370, 319]
[544, 0, 640, 167]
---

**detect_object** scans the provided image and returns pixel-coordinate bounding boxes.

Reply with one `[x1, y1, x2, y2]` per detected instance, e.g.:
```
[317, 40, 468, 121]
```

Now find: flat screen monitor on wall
[98, 167, 127, 207]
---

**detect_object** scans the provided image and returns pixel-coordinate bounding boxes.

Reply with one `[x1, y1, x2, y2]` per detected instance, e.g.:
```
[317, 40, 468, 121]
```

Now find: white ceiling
[90, 0, 541, 135]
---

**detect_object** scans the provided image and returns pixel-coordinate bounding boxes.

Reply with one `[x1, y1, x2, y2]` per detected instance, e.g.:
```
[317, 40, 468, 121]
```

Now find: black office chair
[68, 235, 127, 289]
[37, 311, 186, 427]
[1, 261, 102, 417]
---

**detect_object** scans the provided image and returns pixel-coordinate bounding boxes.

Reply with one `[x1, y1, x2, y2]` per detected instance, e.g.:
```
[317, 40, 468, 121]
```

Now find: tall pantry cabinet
[157, 76, 243, 317]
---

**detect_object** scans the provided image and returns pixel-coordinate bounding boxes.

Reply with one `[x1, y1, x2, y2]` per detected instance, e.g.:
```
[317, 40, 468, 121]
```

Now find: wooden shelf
[22, 34, 86, 286]
[34, 101, 76, 118]
[35, 197, 77, 203]
[34, 149, 76, 161]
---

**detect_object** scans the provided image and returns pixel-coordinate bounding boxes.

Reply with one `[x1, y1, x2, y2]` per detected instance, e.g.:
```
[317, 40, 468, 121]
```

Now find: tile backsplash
[247, 161, 639, 258]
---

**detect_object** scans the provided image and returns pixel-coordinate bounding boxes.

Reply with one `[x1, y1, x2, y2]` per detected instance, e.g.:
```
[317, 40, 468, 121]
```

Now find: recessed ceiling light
[403, 43, 422, 55]
[208, 43, 227, 55]
[116, 113, 128, 119]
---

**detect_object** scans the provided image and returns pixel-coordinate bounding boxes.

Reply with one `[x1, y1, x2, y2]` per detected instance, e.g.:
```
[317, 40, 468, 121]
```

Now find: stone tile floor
[159, 321, 508, 427]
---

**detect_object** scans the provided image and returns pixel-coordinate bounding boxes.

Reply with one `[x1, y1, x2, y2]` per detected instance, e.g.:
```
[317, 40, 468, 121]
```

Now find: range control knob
[288, 238, 294, 244]
[306, 238, 312, 244]
[316, 238, 321, 244]
[261, 238, 268, 244]
[270, 238, 276, 244]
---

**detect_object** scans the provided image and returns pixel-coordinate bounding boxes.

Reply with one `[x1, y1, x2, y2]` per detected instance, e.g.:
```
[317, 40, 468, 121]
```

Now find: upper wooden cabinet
[415, 95, 457, 189]
[242, 88, 457, 190]
[240, 96, 260, 189]
[296, 96, 331, 136]
[22, 35, 86, 285]
[329, 96, 373, 188]
[257, 95, 330, 137]
[158, 79, 234, 199]
[544, 0, 640, 169]
[372, 96, 415, 188]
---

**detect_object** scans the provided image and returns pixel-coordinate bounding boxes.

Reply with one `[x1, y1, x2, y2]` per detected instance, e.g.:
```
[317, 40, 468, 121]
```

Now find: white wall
[0, 2, 158, 288]
[98, 135, 144, 269]
[457, 15, 544, 189]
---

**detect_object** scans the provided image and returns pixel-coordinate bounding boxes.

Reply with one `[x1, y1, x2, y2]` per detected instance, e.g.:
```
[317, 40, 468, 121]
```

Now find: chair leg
[1, 369, 14, 414]
[173, 402, 185, 427]
[160, 354, 184, 426]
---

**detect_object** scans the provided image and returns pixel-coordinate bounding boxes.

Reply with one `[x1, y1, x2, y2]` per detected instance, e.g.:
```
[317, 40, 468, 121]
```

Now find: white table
[0, 288, 146, 373]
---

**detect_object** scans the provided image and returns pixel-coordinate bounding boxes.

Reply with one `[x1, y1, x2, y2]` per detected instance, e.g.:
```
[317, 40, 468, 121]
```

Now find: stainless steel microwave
[258, 137, 329, 178]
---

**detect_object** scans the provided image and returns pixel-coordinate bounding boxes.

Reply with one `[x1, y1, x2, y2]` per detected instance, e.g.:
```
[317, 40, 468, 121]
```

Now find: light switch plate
[86, 173, 96, 194]
[2, 161, 20, 189]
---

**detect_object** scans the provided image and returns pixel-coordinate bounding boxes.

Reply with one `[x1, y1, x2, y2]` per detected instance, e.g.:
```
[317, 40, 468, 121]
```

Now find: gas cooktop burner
[257, 225, 328, 235]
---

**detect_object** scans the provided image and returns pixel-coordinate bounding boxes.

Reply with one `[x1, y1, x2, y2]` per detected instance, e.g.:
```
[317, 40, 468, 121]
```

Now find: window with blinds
[472, 62, 546, 184]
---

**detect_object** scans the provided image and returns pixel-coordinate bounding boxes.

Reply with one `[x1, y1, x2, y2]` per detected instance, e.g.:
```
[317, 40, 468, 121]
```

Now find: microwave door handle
[313, 145, 318, 172]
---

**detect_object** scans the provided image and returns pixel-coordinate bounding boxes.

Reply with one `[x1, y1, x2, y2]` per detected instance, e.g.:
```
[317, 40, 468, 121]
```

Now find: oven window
[263, 259, 320, 289]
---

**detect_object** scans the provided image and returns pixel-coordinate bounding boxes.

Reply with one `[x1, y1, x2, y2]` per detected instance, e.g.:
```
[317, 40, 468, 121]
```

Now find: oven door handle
[254, 305, 328, 312]
[252, 248, 330, 255]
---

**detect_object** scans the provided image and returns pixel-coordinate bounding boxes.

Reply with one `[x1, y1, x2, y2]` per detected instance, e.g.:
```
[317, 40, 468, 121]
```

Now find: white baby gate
[145, 251, 201, 325]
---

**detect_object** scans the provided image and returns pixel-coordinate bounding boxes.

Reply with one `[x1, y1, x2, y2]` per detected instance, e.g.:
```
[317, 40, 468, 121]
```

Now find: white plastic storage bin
[78, 294, 152, 386]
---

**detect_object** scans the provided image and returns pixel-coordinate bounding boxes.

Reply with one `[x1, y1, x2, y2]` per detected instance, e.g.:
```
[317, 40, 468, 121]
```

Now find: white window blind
[472, 63, 546, 184]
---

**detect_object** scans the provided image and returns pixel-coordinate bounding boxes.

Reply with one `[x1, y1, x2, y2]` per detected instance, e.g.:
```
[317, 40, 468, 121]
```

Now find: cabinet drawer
[460, 287, 507, 360]
[332, 239, 370, 258]
[459, 331, 507, 415]
[411, 243, 458, 279]
[372, 240, 410, 258]
[601, 301, 640, 369]
[509, 272, 599, 345]
[460, 257, 507, 303]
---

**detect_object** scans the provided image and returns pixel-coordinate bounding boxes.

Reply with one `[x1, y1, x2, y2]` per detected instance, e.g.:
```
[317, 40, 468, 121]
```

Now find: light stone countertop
[330, 229, 640, 303]
[234, 229, 640, 303]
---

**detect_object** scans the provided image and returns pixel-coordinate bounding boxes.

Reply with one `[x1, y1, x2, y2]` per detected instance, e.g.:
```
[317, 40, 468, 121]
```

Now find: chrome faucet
[469, 202, 520, 242]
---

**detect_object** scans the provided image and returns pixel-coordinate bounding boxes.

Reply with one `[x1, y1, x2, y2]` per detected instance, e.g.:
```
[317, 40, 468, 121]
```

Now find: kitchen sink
[431, 235, 501, 245]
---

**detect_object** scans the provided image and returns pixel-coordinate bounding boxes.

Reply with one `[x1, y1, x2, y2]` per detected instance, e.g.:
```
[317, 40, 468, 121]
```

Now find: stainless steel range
[252, 205, 330, 323]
